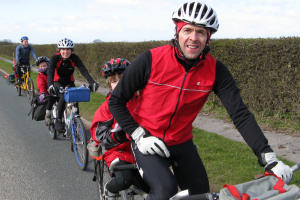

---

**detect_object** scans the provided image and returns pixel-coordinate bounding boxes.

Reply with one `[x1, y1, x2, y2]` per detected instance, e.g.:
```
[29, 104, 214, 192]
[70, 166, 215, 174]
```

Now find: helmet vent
[207, 9, 214, 18]
[178, 9, 182, 17]
[183, 3, 187, 12]
[210, 16, 215, 25]
[189, 2, 195, 14]
[201, 5, 208, 19]
[195, 3, 201, 18]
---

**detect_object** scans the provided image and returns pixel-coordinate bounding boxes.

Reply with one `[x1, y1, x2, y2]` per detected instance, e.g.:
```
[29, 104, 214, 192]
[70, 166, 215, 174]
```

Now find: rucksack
[28, 96, 47, 121]
[8, 73, 15, 84]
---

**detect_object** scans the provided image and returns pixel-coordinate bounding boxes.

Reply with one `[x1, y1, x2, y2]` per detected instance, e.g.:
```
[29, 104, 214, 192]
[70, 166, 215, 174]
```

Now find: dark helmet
[36, 56, 50, 66]
[101, 58, 131, 78]
[21, 36, 29, 42]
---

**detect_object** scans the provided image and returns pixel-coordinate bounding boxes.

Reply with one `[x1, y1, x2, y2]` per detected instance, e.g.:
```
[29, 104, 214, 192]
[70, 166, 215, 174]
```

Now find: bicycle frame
[17, 66, 31, 90]
[92, 146, 147, 200]
[94, 160, 300, 200]
[16, 65, 35, 100]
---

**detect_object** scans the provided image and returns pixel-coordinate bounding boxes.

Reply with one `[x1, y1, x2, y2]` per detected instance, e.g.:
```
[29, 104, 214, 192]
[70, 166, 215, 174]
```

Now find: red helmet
[101, 58, 131, 78]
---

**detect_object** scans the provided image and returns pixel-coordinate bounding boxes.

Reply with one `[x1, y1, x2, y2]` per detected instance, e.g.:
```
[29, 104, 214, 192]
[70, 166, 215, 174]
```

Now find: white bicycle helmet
[57, 38, 75, 49]
[172, 1, 219, 34]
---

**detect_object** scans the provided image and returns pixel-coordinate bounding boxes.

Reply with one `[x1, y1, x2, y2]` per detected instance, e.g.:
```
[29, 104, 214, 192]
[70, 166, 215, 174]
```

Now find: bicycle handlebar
[170, 163, 300, 200]
[107, 160, 300, 200]
[291, 162, 300, 172]
[110, 163, 137, 172]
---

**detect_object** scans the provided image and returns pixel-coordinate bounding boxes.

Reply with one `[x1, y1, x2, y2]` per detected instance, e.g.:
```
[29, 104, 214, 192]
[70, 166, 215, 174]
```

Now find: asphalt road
[0, 77, 98, 199]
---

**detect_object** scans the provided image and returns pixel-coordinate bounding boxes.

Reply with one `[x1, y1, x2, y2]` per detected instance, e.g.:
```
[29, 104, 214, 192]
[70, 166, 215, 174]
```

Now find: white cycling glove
[131, 126, 170, 158]
[262, 152, 293, 184]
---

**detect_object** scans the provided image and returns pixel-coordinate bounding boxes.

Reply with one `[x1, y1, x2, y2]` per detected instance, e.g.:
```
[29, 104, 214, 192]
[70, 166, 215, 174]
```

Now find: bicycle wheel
[26, 78, 35, 103]
[16, 84, 22, 96]
[72, 117, 88, 170]
[49, 108, 57, 140]
[95, 159, 109, 200]
[49, 121, 57, 140]
[95, 160, 130, 200]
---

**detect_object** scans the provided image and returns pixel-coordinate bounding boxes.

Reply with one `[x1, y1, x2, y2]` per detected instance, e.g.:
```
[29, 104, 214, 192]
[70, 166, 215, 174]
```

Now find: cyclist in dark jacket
[108, 1, 293, 199]
[47, 38, 98, 132]
[15, 36, 37, 84]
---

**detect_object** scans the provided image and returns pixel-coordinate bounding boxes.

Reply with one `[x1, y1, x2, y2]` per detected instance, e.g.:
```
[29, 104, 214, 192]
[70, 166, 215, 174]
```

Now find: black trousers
[106, 160, 149, 194]
[131, 139, 209, 200]
[46, 96, 56, 110]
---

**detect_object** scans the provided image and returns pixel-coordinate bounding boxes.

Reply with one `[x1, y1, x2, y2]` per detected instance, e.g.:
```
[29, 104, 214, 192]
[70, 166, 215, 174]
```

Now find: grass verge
[201, 100, 300, 136]
[0, 59, 299, 191]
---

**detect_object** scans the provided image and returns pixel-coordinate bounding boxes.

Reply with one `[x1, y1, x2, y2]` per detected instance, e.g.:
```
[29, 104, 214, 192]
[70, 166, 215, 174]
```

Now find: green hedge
[209, 38, 300, 119]
[1, 38, 299, 122]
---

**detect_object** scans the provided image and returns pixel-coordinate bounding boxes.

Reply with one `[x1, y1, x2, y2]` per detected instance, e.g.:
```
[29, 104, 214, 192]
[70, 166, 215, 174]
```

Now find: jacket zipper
[162, 71, 188, 141]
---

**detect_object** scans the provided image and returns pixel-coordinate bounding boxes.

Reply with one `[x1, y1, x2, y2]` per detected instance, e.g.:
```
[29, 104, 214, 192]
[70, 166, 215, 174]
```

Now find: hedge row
[1, 37, 299, 119]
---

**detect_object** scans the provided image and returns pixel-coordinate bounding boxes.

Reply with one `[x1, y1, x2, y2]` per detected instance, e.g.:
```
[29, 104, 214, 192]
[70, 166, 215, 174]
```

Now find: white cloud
[0, 0, 299, 44]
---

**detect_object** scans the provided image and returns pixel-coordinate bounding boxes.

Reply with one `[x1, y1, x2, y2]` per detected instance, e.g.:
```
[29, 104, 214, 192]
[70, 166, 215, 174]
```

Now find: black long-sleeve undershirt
[48, 53, 95, 86]
[109, 50, 272, 157]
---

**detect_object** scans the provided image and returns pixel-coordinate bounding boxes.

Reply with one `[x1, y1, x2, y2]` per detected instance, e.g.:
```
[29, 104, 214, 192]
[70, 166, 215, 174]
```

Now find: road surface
[0, 77, 98, 200]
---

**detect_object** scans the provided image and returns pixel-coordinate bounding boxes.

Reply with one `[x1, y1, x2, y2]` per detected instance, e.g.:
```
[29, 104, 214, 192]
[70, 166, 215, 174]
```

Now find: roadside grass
[0, 59, 13, 74]
[201, 101, 300, 136]
[0, 60, 299, 190]
[193, 128, 300, 190]
[79, 92, 106, 122]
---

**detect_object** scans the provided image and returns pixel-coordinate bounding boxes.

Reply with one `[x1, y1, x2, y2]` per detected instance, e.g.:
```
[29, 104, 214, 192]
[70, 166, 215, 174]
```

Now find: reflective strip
[149, 81, 211, 93]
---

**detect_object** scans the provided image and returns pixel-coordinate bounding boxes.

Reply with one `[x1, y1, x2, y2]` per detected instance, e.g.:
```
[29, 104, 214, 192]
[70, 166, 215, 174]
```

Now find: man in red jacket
[108, 1, 293, 199]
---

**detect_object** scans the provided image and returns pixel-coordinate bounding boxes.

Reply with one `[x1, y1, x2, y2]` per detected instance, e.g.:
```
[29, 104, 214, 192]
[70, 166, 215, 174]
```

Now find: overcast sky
[1, 0, 299, 44]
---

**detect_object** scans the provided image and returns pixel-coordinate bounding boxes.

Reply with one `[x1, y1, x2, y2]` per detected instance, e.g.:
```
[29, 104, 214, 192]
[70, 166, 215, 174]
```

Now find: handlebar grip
[111, 164, 137, 171]
[291, 163, 300, 172]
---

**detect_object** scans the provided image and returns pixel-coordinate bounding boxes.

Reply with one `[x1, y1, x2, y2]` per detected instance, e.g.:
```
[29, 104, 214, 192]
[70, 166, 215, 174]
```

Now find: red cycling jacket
[129, 45, 216, 146]
[90, 96, 135, 167]
[37, 72, 49, 95]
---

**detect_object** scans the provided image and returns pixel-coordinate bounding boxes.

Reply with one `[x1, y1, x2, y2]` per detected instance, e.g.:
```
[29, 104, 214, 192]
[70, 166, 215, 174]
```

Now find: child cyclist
[35, 56, 56, 125]
[89, 58, 148, 199]
[47, 38, 98, 132]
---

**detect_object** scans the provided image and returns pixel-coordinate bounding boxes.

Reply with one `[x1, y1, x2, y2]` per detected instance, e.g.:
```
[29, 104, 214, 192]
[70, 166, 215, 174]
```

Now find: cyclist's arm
[213, 61, 272, 157]
[109, 51, 151, 135]
[29, 45, 37, 61]
[91, 98, 127, 148]
[47, 55, 58, 86]
[15, 45, 21, 63]
[72, 54, 95, 84]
